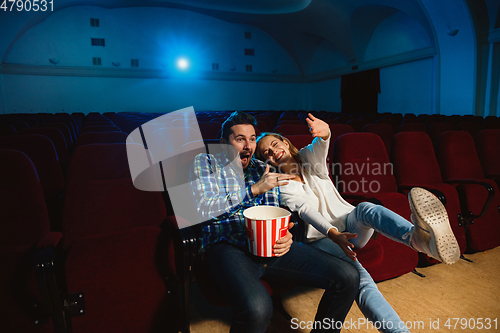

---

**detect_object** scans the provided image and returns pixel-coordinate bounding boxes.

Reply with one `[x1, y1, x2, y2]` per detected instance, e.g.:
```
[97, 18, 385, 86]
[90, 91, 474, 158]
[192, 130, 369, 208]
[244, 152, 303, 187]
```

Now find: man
[191, 111, 359, 333]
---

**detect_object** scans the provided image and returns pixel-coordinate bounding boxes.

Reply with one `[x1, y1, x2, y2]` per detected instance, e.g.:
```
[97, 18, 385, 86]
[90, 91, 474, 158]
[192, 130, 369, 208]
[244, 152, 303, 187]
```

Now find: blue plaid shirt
[191, 151, 279, 252]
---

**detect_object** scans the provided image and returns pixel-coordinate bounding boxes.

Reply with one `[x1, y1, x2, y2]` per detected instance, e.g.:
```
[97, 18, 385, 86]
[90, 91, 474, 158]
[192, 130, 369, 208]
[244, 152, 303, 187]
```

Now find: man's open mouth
[240, 154, 250, 164]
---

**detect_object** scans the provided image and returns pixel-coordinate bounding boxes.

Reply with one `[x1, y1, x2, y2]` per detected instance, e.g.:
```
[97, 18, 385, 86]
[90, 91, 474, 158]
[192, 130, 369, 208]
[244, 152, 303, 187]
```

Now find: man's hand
[305, 113, 330, 141]
[273, 222, 294, 256]
[251, 164, 295, 197]
[327, 228, 358, 261]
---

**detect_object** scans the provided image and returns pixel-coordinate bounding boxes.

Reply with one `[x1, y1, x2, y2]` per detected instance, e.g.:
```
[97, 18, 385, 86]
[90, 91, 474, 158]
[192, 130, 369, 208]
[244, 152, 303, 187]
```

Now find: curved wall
[420, 0, 476, 116]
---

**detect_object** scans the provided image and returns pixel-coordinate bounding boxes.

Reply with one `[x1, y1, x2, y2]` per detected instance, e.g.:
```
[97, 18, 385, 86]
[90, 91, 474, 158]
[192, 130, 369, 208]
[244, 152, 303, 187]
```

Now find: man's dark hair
[220, 111, 258, 141]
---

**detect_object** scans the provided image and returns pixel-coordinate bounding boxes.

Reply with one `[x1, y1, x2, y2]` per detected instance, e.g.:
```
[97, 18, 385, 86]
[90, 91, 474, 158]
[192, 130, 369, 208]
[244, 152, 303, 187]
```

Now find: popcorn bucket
[243, 206, 291, 257]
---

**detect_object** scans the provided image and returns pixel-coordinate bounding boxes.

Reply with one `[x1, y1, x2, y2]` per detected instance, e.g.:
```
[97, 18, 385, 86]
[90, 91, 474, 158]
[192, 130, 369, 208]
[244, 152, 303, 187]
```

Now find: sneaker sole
[409, 188, 460, 265]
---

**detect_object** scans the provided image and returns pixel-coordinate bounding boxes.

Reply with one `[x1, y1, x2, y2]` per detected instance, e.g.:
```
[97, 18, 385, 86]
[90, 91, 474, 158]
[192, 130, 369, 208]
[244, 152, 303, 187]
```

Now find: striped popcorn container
[243, 206, 291, 257]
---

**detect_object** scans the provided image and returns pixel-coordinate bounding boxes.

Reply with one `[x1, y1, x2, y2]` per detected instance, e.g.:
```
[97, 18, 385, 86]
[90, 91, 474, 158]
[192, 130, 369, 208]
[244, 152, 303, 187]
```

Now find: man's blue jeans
[204, 240, 360, 333]
[311, 202, 413, 333]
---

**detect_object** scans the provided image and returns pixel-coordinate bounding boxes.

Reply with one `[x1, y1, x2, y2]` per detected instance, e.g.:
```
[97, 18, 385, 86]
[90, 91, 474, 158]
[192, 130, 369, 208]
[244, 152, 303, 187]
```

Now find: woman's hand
[327, 228, 358, 261]
[306, 113, 330, 141]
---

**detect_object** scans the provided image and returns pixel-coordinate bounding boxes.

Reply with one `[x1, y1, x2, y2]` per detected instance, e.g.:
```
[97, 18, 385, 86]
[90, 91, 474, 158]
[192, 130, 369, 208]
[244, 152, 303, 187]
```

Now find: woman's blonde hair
[255, 132, 303, 166]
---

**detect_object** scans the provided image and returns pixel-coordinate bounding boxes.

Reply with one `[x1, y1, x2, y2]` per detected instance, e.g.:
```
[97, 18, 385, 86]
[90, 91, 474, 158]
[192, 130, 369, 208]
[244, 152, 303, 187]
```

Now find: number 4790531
[1, 0, 53, 12]
[444, 318, 497, 330]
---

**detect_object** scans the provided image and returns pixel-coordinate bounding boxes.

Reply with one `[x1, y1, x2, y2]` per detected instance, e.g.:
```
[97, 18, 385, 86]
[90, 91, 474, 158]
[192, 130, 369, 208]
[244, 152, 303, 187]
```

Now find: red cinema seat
[435, 131, 500, 252]
[80, 125, 121, 133]
[58, 144, 178, 332]
[34, 123, 74, 151]
[482, 119, 500, 130]
[391, 131, 467, 265]
[0, 123, 17, 136]
[362, 123, 394, 155]
[286, 135, 313, 150]
[346, 119, 370, 132]
[195, 121, 222, 139]
[427, 122, 455, 145]
[0, 134, 65, 229]
[274, 124, 311, 136]
[75, 131, 128, 147]
[397, 122, 426, 133]
[475, 129, 500, 187]
[375, 117, 400, 133]
[20, 127, 70, 174]
[456, 121, 482, 138]
[276, 119, 304, 126]
[333, 133, 418, 281]
[4, 120, 29, 132]
[0, 149, 63, 333]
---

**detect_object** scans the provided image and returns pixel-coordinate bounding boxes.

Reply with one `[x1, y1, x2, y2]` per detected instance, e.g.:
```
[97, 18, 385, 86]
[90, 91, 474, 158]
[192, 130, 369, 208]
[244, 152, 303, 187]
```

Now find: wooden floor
[188, 246, 500, 333]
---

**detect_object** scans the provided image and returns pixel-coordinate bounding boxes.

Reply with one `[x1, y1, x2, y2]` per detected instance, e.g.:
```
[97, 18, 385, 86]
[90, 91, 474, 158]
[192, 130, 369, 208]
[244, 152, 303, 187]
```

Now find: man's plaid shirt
[191, 151, 279, 252]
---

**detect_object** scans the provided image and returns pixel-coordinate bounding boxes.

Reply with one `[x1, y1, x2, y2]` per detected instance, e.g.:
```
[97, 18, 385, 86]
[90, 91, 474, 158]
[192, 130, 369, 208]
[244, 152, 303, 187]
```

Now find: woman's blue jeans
[204, 240, 360, 333]
[311, 201, 413, 333]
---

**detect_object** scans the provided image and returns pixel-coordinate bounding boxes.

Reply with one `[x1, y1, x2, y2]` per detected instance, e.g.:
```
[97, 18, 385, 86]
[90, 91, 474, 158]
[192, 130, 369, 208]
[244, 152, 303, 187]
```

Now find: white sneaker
[408, 187, 460, 265]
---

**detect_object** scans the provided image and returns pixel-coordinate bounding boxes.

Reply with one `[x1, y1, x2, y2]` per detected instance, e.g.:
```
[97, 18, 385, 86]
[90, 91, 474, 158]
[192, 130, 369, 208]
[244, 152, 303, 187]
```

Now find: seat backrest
[75, 131, 128, 147]
[196, 122, 222, 139]
[329, 124, 354, 142]
[362, 123, 394, 154]
[0, 135, 64, 198]
[19, 127, 69, 170]
[0, 149, 50, 247]
[333, 133, 397, 193]
[273, 124, 310, 136]
[34, 123, 73, 148]
[276, 119, 304, 126]
[391, 132, 443, 186]
[397, 122, 426, 133]
[286, 135, 313, 150]
[80, 125, 122, 133]
[0, 123, 17, 136]
[456, 121, 482, 137]
[427, 121, 455, 144]
[83, 121, 115, 127]
[482, 119, 500, 129]
[120, 119, 146, 134]
[0, 149, 54, 333]
[52, 118, 78, 143]
[435, 131, 485, 181]
[62, 143, 166, 249]
[375, 117, 400, 132]
[346, 119, 369, 132]
[256, 119, 270, 133]
[328, 124, 354, 162]
[3, 120, 29, 132]
[475, 129, 500, 178]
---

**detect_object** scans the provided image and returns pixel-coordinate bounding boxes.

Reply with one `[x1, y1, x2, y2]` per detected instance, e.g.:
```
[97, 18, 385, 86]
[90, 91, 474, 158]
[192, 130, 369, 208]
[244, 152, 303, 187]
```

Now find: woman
[256, 113, 460, 333]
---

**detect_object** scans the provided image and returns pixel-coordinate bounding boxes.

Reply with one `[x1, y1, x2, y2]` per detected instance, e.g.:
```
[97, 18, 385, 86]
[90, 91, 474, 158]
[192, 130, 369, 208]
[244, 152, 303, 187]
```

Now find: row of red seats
[0, 117, 129, 232]
[0, 143, 182, 333]
[2, 110, 499, 332]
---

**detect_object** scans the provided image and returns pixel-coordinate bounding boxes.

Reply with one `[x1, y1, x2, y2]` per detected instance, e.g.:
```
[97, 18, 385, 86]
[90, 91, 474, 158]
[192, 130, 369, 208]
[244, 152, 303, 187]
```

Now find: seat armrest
[34, 232, 68, 332]
[37, 232, 63, 249]
[163, 216, 200, 283]
[446, 178, 492, 185]
[446, 179, 495, 219]
[162, 216, 201, 333]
